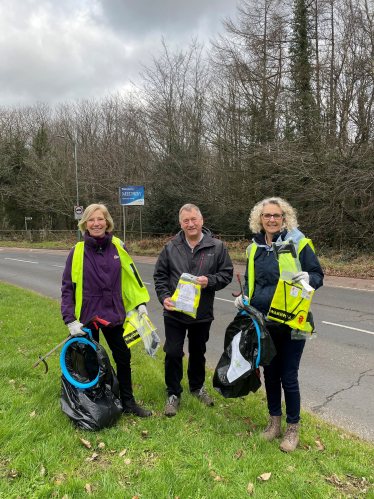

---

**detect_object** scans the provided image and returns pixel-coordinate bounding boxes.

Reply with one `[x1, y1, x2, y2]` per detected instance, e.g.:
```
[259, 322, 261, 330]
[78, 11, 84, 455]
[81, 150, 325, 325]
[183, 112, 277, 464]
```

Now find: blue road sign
[120, 186, 144, 206]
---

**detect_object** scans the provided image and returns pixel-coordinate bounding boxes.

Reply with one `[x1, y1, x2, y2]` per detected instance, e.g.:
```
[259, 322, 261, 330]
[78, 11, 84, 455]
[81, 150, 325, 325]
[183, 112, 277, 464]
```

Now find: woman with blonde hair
[235, 197, 323, 452]
[61, 203, 152, 418]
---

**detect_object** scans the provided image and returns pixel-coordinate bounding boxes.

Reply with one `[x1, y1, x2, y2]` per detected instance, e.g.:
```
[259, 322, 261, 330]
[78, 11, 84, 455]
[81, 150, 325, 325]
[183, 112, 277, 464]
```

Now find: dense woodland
[1, 0, 374, 250]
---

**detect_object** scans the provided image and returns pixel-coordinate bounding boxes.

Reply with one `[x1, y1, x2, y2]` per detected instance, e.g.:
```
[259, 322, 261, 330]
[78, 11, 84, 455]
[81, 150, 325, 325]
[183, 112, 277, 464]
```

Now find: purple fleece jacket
[61, 232, 127, 327]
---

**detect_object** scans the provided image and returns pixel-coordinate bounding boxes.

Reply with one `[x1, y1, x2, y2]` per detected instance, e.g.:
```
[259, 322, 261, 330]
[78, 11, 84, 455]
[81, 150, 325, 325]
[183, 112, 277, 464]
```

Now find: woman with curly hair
[235, 197, 324, 452]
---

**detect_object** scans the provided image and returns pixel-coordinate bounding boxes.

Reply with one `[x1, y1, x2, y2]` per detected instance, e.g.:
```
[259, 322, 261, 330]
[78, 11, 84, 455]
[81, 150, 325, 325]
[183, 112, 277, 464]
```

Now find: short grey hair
[179, 203, 202, 222]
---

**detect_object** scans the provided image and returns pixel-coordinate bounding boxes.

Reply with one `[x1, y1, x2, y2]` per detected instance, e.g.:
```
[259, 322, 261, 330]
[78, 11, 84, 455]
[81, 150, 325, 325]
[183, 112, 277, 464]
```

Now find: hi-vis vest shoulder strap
[245, 238, 315, 300]
[71, 237, 150, 321]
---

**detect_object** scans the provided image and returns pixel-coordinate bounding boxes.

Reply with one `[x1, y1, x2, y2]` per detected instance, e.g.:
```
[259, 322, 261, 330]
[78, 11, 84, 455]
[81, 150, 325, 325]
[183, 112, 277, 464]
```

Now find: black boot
[123, 398, 152, 418]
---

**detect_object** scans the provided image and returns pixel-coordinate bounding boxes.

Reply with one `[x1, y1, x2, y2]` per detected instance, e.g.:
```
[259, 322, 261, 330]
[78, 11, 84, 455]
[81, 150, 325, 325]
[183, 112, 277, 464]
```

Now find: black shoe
[123, 399, 152, 418]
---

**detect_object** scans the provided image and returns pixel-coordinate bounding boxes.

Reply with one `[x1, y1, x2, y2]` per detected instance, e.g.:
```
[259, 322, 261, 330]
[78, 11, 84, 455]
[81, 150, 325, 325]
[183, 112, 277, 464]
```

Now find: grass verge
[1, 282, 373, 498]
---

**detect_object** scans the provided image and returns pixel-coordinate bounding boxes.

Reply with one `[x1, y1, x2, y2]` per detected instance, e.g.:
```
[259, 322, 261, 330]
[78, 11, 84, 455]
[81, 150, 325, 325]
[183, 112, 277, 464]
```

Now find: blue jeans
[263, 323, 305, 424]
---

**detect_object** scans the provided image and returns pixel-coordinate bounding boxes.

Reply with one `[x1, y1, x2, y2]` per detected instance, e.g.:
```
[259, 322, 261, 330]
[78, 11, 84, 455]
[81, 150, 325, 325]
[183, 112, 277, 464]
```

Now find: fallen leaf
[141, 430, 148, 436]
[234, 449, 243, 459]
[195, 429, 199, 435]
[80, 438, 92, 449]
[110, 450, 117, 455]
[131, 496, 139, 499]
[208, 459, 212, 468]
[40, 465, 45, 476]
[97, 442, 105, 449]
[214, 476, 223, 481]
[29, 410, 36, 417]
[9, 379, 15, 383]
[124, 458, 131, 465]
[119, 449, 127, 457]
[62, 495, 69, 499]
[252, 424, 258, 431]
[315, 437, 324, 451]
[118, 481, 126, 489]
[214, 450, 220, 455]
[257, 472, 271, 482]
[85, 453, 99, 462]
[135, 469, 139, 477]
[84, 483, 92, 496]
[210, 470, 217, 478]
[247, 482, 254, 495]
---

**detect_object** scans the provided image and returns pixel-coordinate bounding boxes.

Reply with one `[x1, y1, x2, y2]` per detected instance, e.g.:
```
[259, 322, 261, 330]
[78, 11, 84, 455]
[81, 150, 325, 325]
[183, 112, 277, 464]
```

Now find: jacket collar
[172, 226, 215, 249]
[252, 228, 304, 250]
[84, 231, 112, 250]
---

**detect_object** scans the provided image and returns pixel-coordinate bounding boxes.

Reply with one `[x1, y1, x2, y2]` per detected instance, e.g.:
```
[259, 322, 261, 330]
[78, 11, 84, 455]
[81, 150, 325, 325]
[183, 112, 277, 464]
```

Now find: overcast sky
[0, 0, 238, 107]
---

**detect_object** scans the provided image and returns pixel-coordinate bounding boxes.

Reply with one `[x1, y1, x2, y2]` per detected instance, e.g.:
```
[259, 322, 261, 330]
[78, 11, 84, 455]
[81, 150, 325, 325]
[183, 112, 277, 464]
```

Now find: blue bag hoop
[60, 337, 100, 390]
[240, 300, 261, 368]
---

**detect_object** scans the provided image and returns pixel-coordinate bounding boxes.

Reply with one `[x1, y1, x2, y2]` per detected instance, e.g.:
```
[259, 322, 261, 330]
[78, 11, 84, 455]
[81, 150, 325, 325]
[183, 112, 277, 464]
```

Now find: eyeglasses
[261, 213, 283, 220]
[182, 218, 199, 225]
[87, 217, 106, 223]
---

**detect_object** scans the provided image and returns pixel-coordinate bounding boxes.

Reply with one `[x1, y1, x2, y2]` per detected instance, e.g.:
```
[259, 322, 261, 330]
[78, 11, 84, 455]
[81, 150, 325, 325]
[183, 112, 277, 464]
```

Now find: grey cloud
[0, 0, 237, 107]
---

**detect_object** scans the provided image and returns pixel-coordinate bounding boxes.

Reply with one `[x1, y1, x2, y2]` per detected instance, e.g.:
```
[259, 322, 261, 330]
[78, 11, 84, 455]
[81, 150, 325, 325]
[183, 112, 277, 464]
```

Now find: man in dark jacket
[154, 203, 233, 416]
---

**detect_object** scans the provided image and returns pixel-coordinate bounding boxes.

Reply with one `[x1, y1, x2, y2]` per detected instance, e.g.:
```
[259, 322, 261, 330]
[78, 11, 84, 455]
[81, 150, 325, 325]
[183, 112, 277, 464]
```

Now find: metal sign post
[25, 217, 32, 231]
[119, 186, 144, 244]
[74, 206, 84, 241]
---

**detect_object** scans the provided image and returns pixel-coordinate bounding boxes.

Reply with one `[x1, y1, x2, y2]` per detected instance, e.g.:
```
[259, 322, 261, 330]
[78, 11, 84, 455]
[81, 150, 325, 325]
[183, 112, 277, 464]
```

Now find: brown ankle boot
[261, 415, 282, 441]
[279, 423, 300, 452]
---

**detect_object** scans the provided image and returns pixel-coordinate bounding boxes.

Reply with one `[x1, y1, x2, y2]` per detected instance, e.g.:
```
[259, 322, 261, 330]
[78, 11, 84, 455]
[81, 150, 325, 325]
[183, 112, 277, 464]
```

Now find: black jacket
[153, 227, 234, 323]
[244, 229, 324, 316]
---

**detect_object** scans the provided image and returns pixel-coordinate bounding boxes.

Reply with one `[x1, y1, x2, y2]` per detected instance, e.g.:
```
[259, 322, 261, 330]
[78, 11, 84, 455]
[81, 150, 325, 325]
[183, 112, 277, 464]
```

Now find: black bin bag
[213, 304, 277, 398]
[60, 337, 123, 431]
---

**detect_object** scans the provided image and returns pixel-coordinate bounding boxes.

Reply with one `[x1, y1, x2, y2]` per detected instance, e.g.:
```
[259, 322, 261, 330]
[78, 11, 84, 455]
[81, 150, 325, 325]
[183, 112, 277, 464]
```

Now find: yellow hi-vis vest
[71, 236, 150, 321]
[246, 238, 315, 330]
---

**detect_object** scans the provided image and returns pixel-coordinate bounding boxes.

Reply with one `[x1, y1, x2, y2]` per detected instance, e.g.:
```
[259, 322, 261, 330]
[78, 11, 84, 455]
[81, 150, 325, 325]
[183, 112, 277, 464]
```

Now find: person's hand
[292, 272, 310, 285]
[137, 304, 148, 318]
[196, 276, 208, 289]
[67, 320, 85, 337]
[163, 297, 175, 311]
[234, 295, 249, 309]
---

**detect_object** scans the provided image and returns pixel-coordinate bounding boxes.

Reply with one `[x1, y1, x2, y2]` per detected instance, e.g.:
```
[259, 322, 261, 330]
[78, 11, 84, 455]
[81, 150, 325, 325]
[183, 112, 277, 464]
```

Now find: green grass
[0, 282, 374, 498]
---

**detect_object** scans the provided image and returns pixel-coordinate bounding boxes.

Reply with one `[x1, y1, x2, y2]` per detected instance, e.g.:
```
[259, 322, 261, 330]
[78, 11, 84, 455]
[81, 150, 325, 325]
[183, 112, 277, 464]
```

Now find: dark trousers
[164, 316, 211, 396]
[263, 323, 306, 424]
[91, 324, 133, 404]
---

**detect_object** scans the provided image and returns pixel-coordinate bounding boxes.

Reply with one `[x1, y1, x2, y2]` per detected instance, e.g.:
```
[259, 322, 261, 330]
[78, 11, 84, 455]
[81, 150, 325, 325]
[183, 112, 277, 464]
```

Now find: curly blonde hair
[249, 197, 298, 234]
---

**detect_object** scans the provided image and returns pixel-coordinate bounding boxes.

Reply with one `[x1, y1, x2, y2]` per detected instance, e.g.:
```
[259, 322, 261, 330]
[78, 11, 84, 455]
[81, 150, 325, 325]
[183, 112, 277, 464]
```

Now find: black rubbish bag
[60, 337, 123, 431]
[213, 304, 277, 398]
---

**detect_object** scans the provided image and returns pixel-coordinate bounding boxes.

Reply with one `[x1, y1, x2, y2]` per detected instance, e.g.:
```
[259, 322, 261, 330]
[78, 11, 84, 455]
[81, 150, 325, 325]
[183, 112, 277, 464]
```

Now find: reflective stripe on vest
[71, 237, 150, 321]
[245, 238, 315, 301]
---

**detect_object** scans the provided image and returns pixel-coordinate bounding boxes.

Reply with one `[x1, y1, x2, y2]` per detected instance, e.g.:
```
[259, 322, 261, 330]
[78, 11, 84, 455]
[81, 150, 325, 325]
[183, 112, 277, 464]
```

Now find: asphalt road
[0, 247, 373, 442]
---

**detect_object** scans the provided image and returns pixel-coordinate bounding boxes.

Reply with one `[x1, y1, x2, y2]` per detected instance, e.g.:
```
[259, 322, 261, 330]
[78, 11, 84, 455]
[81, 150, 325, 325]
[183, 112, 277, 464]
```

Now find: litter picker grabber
[33, 315, 110, 373]
[232, 273, 245, 300]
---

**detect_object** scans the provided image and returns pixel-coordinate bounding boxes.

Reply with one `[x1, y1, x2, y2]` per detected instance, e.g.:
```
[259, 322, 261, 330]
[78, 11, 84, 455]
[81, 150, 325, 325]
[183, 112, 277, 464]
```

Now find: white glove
[137, 304, 148, 319]
[234, 295, 249, 309]
[67, 320, 85, 337]
[292, 271, 310, 285]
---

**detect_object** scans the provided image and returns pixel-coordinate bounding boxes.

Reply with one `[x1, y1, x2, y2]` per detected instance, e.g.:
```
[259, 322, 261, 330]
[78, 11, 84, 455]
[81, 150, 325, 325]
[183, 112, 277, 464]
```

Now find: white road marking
[322, 321, 374, 336]
[4, 258, 38, 264]
[53, 265, 65, 268]
[216, 297, 235, 303]
[143, 282, 151, 285]
[326, 284, 374, 293]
